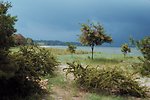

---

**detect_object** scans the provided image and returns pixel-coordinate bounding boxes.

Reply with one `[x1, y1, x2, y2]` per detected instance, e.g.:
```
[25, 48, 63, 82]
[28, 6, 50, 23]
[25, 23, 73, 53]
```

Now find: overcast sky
[6, 0, 150, 45]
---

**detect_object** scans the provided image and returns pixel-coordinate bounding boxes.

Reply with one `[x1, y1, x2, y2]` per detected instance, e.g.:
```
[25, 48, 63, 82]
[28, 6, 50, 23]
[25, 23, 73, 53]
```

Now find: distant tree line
[34, 40, 82, 46]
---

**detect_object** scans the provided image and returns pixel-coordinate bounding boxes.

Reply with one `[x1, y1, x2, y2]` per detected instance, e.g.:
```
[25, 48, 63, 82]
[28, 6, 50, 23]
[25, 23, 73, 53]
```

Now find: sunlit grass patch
[58, 52, 140, 67]
[45, 74, 67, 90]
[86, 93, 125, 100]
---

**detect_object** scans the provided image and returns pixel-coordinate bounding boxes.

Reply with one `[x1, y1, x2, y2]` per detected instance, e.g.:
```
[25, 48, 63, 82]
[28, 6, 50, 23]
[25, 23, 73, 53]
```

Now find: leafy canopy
[79, 21, 112, 46]
[0, 1, 17, 49]
[121, 43, 131, 57]
[0, 1, 17, 78]
[79, 21, 112, 59]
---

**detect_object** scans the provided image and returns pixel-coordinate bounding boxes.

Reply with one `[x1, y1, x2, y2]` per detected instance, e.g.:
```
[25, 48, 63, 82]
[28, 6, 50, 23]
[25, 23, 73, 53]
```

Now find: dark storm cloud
[6, 0, 150, 44]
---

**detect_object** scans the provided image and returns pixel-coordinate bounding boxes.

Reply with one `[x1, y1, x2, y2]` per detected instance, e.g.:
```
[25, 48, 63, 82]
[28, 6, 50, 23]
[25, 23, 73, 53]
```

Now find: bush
[134, 37, 150, 77]
[67, 43, 77, 54]
[0, 46, 58, 99]
[64, 62, 149, 97]
[13, 46, 58, 77]
[136, 37, 150, 61]
[135, 58, 150, 77]
[121, 43, 131, 57]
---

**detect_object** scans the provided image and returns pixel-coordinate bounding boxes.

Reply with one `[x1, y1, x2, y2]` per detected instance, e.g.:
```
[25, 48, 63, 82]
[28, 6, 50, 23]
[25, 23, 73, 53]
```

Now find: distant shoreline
[34, 40, 135, 47]
[40, 45, 141, 56]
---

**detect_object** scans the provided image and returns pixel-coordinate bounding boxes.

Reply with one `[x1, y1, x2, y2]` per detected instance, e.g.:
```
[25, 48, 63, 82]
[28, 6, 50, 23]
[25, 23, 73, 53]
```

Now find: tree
[0, 2, 17, 49]
[0, 2, 59, 98]
[12, 34, 26, 45]
[67, 43, 77, 54]
[79, 21, 112, 59]
[121, 43, 131, 57]
[26, 37, 34, 45]
[0, 1, 17, 78]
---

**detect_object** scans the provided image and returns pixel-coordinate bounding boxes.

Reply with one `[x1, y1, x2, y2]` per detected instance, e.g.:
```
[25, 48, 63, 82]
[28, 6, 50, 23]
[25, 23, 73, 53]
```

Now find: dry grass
[45, 47, 89, 55]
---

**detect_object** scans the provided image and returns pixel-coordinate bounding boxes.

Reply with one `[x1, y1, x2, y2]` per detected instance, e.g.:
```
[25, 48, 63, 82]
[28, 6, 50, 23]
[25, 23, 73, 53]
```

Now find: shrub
[13, 46, 58, 77]
[136, 36, 150, 61]
[0, 46, 58, 99]
[67, 43, 77, 54]
[135, 57, 150, 77]
[133, 36, 150, 77]
[64, 62, 149, 97]
[121, 43, 131, 57]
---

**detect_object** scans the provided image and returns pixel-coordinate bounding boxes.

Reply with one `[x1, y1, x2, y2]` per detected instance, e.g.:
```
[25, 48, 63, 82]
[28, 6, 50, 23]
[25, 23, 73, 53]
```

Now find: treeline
[34, 40, 82, 46]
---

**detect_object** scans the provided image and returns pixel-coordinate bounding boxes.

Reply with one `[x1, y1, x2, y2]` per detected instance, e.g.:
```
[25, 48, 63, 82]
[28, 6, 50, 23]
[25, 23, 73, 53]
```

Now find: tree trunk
[91, 45, 94, 60]
[124, 53, 126, 58]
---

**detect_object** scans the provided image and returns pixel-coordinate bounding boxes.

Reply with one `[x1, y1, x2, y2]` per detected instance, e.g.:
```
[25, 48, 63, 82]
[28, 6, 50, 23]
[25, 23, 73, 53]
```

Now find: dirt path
[47, 64, 88, 100]
[50, 86, 87, 100]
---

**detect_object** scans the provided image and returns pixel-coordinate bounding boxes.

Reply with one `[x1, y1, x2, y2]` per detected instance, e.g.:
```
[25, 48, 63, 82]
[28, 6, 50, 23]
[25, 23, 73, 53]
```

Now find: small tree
[12, 34, 26, 46]
[121, 43, 131, 57]
[67, 43, 77, 54]
[79, 21, 112, 59]
[26, 38, 34, 45]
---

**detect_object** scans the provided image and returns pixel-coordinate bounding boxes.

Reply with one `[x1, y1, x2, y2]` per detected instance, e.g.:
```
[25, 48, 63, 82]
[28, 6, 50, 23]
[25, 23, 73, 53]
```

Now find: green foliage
[0, 51, 18, 78]
[13, 46, 58, 78]
[136, 36, 150, 60]
[0, 1, 58, 99]
[67, 43, 77, 54]
[79, 21, 112, 59]
[64, 62, 149, 97]
[0, 1, 17, 78]
[121, 43, 131, 57]
[0, 1, 17, 49]
[0, 46, 58, 99]
[134, 37, 150, 76]
[86, 93, 125, 100]
[26, 37, 34, 45]
[139, 59, 150, 77]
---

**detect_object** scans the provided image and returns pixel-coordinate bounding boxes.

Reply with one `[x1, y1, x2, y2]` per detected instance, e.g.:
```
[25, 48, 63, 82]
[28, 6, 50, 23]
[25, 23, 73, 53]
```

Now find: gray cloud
[6, 0, 150, 45]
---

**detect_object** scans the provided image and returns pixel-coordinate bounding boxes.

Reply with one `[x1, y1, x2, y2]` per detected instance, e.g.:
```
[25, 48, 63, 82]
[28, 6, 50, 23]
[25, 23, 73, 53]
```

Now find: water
[41, 45, 142, 56]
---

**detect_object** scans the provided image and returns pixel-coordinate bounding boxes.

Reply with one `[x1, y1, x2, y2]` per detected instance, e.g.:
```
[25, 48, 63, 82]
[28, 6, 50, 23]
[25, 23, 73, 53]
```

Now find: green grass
[45, 47, 89, 55]
[86, 93, 125, 100]
[44, 72, 67, 90]
[58, 52, 140, 65]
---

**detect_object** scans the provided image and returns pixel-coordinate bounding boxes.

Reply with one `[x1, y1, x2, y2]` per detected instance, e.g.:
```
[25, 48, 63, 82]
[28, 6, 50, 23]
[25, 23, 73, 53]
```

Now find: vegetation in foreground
[64, 62, 149, 98]
[43, 43, 150, 100]
[0, 46, 58, 99]
[0, 2, 58, 99]
[0, 1, 150, 99]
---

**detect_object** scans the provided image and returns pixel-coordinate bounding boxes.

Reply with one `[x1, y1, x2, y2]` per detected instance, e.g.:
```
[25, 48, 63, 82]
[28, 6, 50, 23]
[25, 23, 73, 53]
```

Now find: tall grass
[45, 48, 89, 55]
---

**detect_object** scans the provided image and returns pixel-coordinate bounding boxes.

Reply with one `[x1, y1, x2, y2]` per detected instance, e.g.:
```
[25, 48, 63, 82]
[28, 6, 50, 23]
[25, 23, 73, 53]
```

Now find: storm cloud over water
[8, 0, 150, 45]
